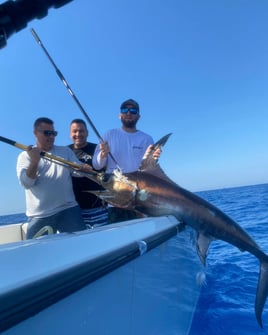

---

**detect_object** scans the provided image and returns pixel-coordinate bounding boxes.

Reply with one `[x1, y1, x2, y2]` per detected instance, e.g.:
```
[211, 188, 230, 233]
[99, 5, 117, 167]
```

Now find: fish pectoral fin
[196, 233, 212, 266]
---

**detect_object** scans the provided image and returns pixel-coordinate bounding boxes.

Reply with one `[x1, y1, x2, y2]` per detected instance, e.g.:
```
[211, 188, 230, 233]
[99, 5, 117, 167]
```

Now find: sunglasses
[120, 107, 139, 115]
[38, 130, 58, 137]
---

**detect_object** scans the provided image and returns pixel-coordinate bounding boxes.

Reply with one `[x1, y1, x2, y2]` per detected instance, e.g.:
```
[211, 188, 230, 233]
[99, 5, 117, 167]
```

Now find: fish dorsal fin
[138, 133, 178, 184]
[139, 133, 171, 172]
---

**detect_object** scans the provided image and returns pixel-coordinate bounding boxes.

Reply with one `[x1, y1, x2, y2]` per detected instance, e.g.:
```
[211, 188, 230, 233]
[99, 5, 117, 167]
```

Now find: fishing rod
[0, 134, 128, 187]
[0, 135, 82, 171]
[30, 28, 121, 171]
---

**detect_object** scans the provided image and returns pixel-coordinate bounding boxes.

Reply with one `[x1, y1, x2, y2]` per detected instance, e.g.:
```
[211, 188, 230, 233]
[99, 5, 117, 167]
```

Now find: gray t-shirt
[17, 145, 82, 218]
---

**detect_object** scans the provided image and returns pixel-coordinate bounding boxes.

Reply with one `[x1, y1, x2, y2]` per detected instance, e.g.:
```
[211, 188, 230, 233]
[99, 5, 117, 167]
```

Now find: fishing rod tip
[30, 28, 41, 43]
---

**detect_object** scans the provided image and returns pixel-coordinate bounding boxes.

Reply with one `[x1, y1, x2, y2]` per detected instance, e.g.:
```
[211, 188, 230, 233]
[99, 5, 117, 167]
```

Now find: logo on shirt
[82, 154, 92, 162]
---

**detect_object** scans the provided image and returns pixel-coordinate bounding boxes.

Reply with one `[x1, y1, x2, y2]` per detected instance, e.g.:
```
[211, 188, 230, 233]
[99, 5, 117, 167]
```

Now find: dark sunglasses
[120, 107, 139, 115]
[38, 130, 58, 137]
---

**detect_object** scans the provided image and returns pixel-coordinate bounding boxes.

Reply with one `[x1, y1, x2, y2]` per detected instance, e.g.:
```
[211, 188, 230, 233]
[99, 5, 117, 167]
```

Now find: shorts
[27, 206, 86, 239]
[81, 206, 108, 228]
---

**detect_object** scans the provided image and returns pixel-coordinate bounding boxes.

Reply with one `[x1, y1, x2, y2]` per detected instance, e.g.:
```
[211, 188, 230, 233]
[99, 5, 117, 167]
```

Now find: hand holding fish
[144, 144, 162, 160]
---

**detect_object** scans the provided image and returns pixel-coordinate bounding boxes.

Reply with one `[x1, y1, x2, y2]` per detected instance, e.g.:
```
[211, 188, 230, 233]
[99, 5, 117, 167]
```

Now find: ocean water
[1, 183, 268, 334]
[190, 183, 268, 335]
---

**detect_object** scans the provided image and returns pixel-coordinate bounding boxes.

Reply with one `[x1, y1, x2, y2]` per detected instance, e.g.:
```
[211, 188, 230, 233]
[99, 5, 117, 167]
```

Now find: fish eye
[101, 173, 111, 183]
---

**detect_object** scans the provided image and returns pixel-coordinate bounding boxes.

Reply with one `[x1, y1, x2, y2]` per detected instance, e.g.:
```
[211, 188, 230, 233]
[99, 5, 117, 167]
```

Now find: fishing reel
[0, 0, 73, 49]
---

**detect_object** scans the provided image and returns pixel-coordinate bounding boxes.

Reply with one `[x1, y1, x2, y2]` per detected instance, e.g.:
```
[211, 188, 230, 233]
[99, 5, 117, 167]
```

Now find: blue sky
[0, 0, 268, 214]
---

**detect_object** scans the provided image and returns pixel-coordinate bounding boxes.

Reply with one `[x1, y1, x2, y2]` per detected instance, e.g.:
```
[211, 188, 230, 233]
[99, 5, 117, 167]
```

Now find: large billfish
[86, 134, 268, 327]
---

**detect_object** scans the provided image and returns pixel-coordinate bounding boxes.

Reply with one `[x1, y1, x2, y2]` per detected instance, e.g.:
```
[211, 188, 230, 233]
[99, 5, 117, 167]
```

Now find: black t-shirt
[68, 142, 104, 209]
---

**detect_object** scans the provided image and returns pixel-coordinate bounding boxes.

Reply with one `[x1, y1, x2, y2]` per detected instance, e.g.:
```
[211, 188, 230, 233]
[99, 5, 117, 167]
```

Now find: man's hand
[26, 145, 41, 179]
[27, 145, 41, 164]
[144, 145, 162, 160]
[99, 142, 109, 159]
[79, 163, 94, 173]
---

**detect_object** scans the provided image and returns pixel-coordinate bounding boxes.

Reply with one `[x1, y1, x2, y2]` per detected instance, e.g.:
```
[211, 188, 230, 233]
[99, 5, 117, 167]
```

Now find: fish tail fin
[255, 257, 268, 328]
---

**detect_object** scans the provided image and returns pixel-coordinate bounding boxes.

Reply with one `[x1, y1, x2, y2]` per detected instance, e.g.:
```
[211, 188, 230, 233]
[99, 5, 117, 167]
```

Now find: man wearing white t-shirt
[93, 98, 159, 223]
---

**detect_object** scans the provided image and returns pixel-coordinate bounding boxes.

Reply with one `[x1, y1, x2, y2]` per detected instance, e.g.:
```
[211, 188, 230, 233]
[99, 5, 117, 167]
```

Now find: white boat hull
[0, 216, 201, 335]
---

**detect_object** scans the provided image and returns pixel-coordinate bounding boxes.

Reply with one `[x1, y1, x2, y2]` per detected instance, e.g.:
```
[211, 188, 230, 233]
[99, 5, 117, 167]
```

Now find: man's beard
[121, 119, 138, 129]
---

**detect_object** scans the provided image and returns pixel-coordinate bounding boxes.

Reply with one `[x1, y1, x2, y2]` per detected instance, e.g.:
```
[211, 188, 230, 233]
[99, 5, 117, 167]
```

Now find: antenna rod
[30, 28, 120, 170]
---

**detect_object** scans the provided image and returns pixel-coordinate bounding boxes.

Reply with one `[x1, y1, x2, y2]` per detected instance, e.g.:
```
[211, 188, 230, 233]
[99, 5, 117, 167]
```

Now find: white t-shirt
[17, 145, 82, 218]
[93, 128, 154, 173]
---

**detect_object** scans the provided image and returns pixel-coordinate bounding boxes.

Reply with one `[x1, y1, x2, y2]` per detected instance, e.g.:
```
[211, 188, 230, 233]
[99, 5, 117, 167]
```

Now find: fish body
[85, 134, 268, 327]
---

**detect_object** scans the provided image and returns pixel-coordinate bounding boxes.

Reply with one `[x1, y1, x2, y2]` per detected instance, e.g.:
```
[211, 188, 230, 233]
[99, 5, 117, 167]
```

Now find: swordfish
[85, 134, 268, 328]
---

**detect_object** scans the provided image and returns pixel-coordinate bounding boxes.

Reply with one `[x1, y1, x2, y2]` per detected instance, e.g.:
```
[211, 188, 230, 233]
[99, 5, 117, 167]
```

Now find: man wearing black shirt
[69, 119, 108, 227]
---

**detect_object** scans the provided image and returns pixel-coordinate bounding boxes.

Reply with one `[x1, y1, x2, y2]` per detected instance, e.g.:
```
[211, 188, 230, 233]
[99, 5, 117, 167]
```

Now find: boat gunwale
[0, 216, 180, 332]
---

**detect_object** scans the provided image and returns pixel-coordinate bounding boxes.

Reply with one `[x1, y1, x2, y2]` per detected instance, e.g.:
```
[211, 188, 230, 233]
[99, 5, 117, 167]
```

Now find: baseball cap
[120, 99, 140, 112]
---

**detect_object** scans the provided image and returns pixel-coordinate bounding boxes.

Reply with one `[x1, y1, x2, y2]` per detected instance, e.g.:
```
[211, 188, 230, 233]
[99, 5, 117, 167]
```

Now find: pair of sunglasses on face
[120, 107, 139, 115]
[38, 130, 58, 137]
